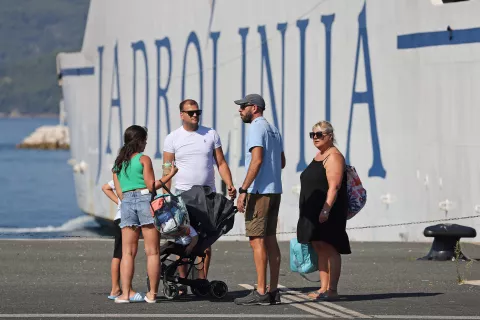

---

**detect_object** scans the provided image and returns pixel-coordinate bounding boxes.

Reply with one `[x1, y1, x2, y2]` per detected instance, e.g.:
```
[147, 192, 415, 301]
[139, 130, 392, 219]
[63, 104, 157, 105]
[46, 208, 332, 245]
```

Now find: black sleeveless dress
[296, 158, 351, 254]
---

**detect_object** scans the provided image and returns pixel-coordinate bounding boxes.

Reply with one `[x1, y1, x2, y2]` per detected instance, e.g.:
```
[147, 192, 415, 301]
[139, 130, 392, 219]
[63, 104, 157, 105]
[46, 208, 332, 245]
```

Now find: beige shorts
[245, 193, 281, 237]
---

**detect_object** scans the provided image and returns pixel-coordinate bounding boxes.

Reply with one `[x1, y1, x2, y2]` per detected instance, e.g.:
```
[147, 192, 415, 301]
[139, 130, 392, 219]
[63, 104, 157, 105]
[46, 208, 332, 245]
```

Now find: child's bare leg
[197, 264, 206, 280]
[203, 247, 212, 278]
[178, 260, 188, 278]
[110, 257, 121, 296]
[111, 220, 123, 297]
[177, 258, 189, 295]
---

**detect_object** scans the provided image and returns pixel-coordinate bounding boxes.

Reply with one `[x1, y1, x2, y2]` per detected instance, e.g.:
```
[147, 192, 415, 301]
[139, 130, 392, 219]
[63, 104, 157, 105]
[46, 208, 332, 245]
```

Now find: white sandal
[144, 295, 157, 303]
[114, 297, 130, 304]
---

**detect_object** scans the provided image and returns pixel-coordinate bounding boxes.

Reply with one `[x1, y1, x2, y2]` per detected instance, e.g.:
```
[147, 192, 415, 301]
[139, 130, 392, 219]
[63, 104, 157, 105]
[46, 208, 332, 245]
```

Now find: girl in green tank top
[111, 125, 177, 304]
[116, 153, 147, 192]
[112, 124, 149, 193]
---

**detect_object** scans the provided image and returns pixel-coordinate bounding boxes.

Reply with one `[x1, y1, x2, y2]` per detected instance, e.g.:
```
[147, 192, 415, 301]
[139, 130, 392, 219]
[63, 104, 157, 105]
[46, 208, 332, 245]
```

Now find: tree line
[0, 0, 89, 115]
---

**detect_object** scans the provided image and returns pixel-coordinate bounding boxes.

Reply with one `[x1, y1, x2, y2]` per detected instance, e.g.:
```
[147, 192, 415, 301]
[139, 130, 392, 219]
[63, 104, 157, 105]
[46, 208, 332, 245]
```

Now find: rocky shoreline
[16, 125, 70, 150]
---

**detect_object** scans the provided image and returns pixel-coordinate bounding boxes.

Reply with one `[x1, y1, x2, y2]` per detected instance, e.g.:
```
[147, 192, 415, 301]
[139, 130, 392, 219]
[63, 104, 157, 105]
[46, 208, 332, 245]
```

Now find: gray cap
[234, 93, 266, 109]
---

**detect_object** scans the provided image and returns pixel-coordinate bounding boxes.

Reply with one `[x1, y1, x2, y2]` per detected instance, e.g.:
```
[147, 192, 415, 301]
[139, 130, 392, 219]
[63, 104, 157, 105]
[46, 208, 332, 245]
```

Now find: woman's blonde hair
[312, 120, 336, 144]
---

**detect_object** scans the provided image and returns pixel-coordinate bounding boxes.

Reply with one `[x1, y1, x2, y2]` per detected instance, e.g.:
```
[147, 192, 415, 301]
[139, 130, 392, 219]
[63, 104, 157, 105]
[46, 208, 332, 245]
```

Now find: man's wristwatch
[239, 187, 248, 194]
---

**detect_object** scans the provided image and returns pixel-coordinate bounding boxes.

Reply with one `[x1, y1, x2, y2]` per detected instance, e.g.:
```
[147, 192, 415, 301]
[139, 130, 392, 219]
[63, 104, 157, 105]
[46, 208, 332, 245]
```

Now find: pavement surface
[0, 240, 479, 319]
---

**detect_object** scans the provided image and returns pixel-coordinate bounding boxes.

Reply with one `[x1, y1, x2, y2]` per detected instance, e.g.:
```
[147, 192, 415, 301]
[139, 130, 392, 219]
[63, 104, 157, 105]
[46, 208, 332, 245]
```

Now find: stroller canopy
[179, 185, 236, 237]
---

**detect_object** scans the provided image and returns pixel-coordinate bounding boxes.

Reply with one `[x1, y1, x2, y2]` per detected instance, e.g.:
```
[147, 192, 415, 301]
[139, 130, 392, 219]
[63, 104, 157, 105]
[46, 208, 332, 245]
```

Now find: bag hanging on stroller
[149, 180, 189, 238]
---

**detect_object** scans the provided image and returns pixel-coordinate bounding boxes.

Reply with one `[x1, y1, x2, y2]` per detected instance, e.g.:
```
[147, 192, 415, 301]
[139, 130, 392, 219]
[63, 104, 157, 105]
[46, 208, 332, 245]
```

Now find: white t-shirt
[107, 180, 122, 221]
[164, 125, 221, 192]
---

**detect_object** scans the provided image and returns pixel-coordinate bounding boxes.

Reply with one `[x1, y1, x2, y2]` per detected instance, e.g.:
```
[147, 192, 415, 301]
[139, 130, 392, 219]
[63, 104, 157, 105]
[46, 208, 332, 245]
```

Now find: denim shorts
[119, 191, 154, 228]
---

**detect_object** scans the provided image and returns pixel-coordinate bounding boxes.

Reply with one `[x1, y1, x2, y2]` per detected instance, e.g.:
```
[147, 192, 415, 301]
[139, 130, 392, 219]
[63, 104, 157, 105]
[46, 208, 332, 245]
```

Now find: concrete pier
[0, 240, 479, 319]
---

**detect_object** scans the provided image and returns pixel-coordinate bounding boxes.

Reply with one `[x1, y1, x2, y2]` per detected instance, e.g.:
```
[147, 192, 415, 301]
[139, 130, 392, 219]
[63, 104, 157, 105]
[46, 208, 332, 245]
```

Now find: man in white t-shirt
[163, 99, 236, 280]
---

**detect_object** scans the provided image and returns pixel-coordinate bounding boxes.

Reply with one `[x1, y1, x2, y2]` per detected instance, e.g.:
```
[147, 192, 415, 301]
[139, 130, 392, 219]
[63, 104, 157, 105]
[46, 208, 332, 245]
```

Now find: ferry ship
[56, 0, 480, 242]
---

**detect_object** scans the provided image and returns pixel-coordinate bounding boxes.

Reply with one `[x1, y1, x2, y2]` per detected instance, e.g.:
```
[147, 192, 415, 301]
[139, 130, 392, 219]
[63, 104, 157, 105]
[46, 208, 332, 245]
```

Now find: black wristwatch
[239, 187, 248, 194]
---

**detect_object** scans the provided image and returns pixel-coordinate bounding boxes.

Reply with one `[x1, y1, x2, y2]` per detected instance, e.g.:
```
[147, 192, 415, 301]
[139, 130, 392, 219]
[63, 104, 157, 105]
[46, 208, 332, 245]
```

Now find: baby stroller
[149, 183, 237, 300]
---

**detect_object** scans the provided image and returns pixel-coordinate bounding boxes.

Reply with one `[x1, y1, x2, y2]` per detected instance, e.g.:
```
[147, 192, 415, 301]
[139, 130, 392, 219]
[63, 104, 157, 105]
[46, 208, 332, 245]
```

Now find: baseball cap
[234, 93, 266, 109]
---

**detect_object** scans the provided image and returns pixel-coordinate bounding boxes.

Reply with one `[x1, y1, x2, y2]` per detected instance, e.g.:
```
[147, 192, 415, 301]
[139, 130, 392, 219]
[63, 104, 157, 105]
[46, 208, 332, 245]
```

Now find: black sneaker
[234, 290, 271, 306]
[270, 289, 281, 305]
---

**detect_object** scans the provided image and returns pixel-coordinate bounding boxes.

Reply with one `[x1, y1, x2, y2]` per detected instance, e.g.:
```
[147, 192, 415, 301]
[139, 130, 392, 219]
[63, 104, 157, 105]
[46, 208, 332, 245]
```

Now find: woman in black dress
[296, 121, 351, 301]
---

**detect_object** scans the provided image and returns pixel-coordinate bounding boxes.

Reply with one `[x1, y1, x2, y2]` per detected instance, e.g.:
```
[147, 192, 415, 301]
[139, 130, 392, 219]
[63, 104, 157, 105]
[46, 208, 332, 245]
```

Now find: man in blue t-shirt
[233, 94, 286, 306]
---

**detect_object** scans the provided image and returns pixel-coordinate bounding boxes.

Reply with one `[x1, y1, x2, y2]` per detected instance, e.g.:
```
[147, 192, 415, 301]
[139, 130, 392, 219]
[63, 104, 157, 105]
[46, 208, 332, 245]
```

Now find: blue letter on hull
[238, 27, 249, 167]
[106, 42, 124, 155]
[321, 14, 335, 122]
[131, 41, 149, 126]
[95, 46, 104, 184]
[296, 19, 309, 172]
[346, 3, 386, 178]
[154, 37, 172, 159]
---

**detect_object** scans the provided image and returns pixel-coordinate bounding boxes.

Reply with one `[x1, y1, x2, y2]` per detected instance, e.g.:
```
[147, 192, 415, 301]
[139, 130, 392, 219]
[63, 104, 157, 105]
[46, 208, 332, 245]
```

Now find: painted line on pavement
[0, 314, 315, 319]
[463, 280, 480, 286]
[280, 292, 351, 318]
[238, 284, 334, 318]
[2, 314, 478, 319]
[277, 284, 370, 318]
[371, 316, 480, 320]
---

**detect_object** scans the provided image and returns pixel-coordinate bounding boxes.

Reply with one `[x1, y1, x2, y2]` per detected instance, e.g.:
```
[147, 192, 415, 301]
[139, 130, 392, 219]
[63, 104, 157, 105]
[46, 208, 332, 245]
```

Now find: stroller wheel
[209, 280, 228, 299]
[163, 284, 179, 300]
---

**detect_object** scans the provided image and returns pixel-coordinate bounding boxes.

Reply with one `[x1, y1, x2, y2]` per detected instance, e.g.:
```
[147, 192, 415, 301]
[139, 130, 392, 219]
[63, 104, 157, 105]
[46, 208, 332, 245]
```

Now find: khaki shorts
[245, 193, 281, 237]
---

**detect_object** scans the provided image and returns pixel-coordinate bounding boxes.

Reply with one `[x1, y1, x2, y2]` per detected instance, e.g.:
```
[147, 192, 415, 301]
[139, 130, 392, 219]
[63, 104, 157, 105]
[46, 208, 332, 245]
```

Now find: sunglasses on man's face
[182, 110, 202, 117]
[309, 131, 325, 139]
[239, 104, 253, 110]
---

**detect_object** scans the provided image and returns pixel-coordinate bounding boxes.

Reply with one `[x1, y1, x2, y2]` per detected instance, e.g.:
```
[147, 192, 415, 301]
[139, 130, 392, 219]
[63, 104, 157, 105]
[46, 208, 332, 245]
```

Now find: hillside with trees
[0, 0, 90, 115]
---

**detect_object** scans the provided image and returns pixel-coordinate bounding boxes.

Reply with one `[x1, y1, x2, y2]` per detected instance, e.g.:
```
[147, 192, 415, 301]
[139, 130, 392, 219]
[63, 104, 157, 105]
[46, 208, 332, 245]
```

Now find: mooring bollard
[418, 223, 476, 261]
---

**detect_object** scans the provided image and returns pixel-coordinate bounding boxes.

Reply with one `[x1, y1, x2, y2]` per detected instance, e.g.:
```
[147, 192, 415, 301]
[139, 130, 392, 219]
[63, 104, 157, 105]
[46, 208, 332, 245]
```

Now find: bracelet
[320, 209, 329, 217]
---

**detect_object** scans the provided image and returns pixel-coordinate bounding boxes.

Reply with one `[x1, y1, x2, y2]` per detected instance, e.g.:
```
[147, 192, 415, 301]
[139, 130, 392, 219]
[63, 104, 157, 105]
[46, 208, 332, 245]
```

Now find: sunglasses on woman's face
[309, 131, 324, 139]
[182, 110, 202, 117]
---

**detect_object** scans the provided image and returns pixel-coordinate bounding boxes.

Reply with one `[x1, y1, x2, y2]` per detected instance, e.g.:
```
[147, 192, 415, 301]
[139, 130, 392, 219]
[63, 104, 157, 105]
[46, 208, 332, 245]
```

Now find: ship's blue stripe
[60, 67, 95, 76]
[397, 27, 480, 49]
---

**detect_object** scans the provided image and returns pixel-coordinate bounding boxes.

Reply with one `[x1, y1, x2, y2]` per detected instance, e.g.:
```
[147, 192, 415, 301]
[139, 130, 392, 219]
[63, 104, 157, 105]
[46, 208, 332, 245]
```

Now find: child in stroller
[149, 183, 237, 300]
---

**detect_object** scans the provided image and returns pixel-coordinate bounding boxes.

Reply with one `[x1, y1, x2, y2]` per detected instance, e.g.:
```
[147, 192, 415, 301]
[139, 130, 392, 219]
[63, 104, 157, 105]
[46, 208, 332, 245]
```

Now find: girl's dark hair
[112, 125, 148, 175]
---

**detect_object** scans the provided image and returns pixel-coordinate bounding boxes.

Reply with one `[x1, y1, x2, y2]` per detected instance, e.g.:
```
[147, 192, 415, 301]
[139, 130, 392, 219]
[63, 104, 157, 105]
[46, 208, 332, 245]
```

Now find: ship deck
[0, 240, 479, 319]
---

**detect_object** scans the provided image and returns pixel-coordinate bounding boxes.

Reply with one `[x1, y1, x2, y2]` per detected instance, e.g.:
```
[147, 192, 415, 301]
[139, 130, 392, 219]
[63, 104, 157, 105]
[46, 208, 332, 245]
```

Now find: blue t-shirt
[245, 117, 283, 194]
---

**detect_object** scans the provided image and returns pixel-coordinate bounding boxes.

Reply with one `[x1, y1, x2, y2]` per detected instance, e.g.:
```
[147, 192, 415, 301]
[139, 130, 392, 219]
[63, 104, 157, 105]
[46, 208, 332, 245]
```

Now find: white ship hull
[57, 0, 480, 242]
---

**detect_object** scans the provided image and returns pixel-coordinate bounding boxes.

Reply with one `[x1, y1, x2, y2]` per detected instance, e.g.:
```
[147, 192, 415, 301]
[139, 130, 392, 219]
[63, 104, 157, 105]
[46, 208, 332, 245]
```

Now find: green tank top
[117, 153, 147, 192]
